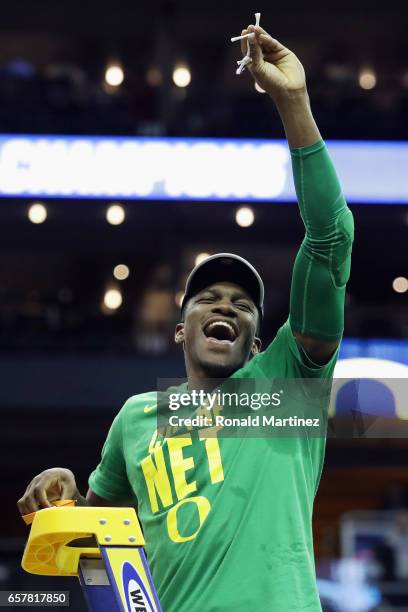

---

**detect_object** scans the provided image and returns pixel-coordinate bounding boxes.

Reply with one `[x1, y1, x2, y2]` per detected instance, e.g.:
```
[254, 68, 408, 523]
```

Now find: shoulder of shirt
[119, 381, 188, 414]
[120, 391, 158, 413]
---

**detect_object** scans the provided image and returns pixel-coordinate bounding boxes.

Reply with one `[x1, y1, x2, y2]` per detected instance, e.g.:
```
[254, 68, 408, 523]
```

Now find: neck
[184, 352, 250, 392]
[187, 372, 227, 393]
[185, 359, 231, 392]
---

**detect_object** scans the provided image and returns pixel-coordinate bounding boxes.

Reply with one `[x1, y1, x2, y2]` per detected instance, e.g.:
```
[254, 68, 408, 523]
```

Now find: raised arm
[241, 24, 354, 365]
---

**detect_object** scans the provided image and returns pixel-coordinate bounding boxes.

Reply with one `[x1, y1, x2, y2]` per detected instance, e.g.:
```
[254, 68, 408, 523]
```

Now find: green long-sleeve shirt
[290, 139, 354, 342]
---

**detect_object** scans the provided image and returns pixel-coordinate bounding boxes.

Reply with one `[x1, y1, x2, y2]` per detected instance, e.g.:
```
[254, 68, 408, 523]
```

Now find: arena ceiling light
[113, 264, 130, 280]
[105, 63, 124, 87]
[392, 276, 408, 293]
[106, 204, 125, 225]
[103, 288, 123, 310]
[28, 202, 47, 224]
[195, 253, 211, 266]
[359, 67, 377, 90]
[172, 65, 191, 88]
[235, 206, 255, 227]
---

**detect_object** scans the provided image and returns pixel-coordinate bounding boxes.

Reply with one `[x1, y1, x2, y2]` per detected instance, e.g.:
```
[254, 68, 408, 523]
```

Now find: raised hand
[240, 25, 306, 100]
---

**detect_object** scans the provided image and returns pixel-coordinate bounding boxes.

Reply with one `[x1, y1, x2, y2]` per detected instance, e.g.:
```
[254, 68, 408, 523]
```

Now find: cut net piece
[232, 12, 261, 75]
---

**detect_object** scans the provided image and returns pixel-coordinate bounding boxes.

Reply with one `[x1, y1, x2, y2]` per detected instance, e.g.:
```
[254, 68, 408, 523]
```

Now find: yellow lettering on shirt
[141, 446, 173, 513]
[141, 423, 225, 542]
[148, 429, 161, 454]
[167, 496, 211, 543]
[199, 428, 224, 484]
[167, 435, 197, 500]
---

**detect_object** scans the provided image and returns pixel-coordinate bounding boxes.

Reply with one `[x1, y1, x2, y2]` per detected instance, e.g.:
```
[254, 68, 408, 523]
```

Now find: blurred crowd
[0, 61, 407, 140]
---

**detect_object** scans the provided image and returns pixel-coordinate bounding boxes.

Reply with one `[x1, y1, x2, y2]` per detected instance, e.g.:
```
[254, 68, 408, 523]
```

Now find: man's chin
[198, 357, 243, 379]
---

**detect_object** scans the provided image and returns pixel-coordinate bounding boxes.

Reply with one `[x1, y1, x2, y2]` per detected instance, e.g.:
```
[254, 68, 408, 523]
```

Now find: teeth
[208, 321, 234, 332]
[206, 321, 236, 338]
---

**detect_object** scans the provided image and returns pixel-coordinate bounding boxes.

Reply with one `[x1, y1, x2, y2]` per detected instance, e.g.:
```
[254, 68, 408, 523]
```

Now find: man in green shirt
[18, 23, 354, 611]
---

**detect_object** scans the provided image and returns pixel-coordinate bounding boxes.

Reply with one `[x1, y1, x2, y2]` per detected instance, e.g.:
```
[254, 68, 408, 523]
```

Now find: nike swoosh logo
[144, 405, 156, 414]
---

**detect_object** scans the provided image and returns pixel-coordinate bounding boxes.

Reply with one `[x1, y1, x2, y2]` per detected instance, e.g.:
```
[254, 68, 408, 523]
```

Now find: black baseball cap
[181, 253, 264, 324]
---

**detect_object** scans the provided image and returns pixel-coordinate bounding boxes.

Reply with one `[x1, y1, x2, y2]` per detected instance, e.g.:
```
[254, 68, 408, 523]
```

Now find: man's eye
[196, 297, 214, 303]
[236, 302, 252, 312]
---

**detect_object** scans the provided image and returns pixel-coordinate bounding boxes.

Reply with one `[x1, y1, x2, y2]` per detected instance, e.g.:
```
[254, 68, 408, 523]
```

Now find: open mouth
[203, 320, 238, 344]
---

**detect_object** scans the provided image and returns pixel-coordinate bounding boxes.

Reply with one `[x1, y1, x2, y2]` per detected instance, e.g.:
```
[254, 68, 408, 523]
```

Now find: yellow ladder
[22, 505, 161, 611]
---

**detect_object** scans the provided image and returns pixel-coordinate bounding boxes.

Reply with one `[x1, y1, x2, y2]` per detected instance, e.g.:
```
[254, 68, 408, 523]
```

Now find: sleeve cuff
[88, 470, 130, 502]
[290, 139, 325, 157]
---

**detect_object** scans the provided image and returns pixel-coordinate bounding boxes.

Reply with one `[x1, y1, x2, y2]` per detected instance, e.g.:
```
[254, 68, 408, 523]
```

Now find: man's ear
[251, 337, 262, 355]
[175, 323, 185, 345]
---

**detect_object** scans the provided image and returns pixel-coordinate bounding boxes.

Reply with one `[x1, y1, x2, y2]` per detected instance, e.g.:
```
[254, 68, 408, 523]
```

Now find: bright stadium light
[105, 64, 124, 87]
[172, 65, 191, 88]
[106, 204, 125, 225]
[113, 264, 130, 280]
[392, 276, 408, 293]
[235, 206, 255, 227]
[104, 288, 123, 310]
[359, 68, 376, 90]
[195, 252, 211, 266]
[28, 202, 47, 224]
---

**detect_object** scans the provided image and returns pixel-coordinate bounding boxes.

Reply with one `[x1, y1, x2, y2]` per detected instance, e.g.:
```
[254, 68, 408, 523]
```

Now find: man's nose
[211, 300, 236, 316]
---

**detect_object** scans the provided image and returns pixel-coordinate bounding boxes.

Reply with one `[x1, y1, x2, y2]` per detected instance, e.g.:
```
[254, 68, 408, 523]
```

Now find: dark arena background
[0, 1, 407, 610]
